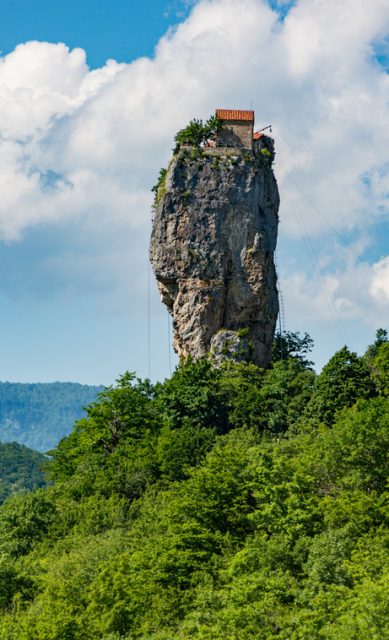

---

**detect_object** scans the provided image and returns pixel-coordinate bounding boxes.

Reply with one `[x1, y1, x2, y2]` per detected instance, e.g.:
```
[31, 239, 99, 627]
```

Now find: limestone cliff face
[150, 141, 279, 368]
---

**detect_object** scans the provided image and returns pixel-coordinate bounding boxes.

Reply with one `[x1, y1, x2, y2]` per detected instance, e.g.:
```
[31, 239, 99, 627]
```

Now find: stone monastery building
[215, 109, 265, 150]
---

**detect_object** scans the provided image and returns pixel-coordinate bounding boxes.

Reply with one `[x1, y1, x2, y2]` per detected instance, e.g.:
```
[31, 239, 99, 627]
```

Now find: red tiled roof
[253, 131, 264, 140]
[216, 109, 254, 122]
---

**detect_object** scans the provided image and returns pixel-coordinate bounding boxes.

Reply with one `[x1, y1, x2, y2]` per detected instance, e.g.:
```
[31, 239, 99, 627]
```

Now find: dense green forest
[0, 382, 103, 452]
[0, 330, 387, 639]
[0, 442, 47, 505]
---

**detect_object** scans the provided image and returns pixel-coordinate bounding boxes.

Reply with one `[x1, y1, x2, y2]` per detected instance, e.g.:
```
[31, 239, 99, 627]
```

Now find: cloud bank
[0, 0, 388, 371]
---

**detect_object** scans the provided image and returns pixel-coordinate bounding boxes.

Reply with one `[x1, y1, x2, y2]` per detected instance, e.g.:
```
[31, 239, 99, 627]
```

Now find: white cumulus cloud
[371, 256, 389, 302]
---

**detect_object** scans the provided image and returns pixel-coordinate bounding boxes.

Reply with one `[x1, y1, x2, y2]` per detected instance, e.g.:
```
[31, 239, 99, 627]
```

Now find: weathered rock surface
[150, 141, 279, 368]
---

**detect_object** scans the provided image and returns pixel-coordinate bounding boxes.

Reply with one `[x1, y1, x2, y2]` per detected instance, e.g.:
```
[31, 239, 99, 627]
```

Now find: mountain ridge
[0, 381, 103, 452]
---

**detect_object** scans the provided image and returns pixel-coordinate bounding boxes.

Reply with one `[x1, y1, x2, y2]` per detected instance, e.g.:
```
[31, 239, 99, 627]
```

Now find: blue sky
[0, 0, 193, 68]
[0, 0, 388, 385]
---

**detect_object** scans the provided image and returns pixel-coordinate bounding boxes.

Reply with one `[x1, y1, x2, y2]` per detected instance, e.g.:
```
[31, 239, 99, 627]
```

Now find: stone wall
[216, 120, 254, 149]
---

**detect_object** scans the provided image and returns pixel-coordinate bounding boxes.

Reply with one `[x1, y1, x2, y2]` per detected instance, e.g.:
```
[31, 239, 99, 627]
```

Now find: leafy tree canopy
[0, 330, 387, 639]
[272, 330, 315, 368]
[305, 346, 375, 426]
[174, 114, 222, 151]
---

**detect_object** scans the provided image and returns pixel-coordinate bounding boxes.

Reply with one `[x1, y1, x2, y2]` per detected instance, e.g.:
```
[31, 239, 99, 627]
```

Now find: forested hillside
[0, 442, 47, 505]
[0, 382, 103, 451]
[0, 331, 387, 639]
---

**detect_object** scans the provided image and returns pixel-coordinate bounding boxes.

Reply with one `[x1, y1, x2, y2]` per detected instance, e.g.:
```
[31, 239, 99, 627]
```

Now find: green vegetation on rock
[151, 167, 168, 205]
[174, 114, 222, 152]
[151, 115, 222, 208]
[0, 332, 387, 639]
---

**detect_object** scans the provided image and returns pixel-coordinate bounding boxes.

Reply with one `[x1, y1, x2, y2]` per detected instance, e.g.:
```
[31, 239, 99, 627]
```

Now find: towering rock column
[150, 137, 279, 368]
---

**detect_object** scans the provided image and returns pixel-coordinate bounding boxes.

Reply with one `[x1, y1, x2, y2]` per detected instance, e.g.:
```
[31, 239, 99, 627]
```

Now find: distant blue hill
[0, 382, 104, 452]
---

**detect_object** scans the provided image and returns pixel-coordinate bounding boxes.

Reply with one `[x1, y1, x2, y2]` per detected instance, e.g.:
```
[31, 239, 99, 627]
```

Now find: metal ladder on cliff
[274, 251, 286, 338]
